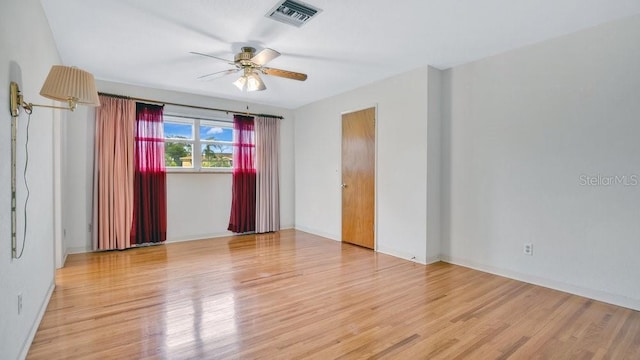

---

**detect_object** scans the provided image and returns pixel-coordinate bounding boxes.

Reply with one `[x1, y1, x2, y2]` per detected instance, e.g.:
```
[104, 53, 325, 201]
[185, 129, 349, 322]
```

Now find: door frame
[340, 105, 378, 250]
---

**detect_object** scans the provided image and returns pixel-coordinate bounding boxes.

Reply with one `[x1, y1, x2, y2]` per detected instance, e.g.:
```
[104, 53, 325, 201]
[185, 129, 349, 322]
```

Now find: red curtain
[228, 115, 256, 233]
[131, 103, 167, 244]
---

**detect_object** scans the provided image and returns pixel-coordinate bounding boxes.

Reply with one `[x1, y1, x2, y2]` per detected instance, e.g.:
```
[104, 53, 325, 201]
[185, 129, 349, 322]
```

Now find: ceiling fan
[191, 47, 308, 92]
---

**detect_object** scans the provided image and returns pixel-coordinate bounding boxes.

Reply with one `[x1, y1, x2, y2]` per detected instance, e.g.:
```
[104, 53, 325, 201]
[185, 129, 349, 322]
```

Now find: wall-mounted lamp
[9, 65, 100, 259]
[10, 65, 101, 116]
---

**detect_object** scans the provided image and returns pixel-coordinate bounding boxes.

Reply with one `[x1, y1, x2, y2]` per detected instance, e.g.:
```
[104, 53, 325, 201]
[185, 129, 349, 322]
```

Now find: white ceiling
[40, 0, 640, 109]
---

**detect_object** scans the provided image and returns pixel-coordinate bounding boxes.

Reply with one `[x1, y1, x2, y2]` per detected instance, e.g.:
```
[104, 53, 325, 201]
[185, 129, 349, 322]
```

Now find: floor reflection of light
[165, 292, 238, 353]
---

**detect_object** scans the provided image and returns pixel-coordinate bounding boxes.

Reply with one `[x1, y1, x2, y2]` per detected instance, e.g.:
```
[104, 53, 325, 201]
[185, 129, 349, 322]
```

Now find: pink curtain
[131, 103, 167, 244]
[93, 96, 136, 250]
[255, 117, 280, 233]
[228, 115, 256, 233]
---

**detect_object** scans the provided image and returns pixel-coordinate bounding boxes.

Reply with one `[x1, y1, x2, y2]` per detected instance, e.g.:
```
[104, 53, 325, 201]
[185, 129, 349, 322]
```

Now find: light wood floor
[28, 230, 639, 359]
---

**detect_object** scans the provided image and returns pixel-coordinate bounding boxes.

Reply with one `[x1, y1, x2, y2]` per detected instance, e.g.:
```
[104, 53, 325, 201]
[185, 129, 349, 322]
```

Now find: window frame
[163, 114, 234, 173]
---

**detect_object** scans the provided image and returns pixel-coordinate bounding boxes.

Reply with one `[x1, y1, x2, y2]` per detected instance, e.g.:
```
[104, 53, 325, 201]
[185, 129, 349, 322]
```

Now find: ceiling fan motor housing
[236, 47, 257, 65]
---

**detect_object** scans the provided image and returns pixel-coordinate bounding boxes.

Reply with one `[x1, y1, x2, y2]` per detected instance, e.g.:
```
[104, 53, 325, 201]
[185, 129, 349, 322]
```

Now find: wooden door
[341, 107, 375, 249]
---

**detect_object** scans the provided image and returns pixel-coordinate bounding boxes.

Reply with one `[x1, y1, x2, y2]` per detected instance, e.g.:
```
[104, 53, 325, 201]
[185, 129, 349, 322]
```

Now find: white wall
[64, 81, 295, 251]
[53, 108, 67, 269]
[294, 67, 442, 263]
[426, 67, 442, 262]
[441, 14, 640, 310]
[0, 1, 60, 358]
[64, 106, 94, 253]
[166, 173, 232, 241]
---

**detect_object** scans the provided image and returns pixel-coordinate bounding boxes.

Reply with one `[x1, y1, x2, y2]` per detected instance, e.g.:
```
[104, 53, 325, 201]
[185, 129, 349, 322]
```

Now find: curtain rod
[98, 92, 284, 119]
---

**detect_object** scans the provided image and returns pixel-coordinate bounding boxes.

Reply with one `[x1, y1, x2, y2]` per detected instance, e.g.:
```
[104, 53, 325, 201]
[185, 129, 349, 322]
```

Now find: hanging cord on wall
[15, 112, 31, 259]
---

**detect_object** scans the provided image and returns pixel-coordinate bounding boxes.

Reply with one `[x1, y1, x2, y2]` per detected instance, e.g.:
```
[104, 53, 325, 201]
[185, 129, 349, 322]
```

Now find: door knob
[341, 183, 348, 189]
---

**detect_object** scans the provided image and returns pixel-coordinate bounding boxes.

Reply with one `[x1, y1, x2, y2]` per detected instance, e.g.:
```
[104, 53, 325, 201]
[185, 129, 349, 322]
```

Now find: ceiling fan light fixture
[233, 76, 247, 91]
[246, 73, 266, 91]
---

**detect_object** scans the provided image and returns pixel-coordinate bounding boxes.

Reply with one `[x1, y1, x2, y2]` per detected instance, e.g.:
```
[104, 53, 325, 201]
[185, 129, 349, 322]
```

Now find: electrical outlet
[17, 293, 22, 315]
[524, 243, 533, 256]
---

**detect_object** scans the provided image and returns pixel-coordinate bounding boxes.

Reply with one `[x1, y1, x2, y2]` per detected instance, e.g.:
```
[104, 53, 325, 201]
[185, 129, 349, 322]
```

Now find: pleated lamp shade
[39, 65, 101, 107]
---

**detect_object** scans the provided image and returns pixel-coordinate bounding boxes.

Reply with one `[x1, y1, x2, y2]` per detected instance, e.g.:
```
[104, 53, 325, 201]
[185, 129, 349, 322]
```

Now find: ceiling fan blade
[197, 68, 240, 80]
[251, 48, 280, 66]
[190, 51, 234, 65]
[262, 67, 308, 81]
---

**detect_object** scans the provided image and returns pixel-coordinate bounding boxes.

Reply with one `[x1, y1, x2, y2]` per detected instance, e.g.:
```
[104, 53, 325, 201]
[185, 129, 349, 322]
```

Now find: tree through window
[163, 115, 233, 170]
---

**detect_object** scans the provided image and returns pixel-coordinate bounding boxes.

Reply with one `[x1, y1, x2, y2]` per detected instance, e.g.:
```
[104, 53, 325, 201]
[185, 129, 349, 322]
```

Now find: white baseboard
[67, 246, 91, 254]
[18, 280, 55, 360]
[293, 225, 340, 242]
[440, 255, 640, 311]
[375, 247, 440, 265]
[66, 228, 298, 254]
[293, 227, 442, 266]
[166, 231, 234, 243]
[424, 256, 441, 265]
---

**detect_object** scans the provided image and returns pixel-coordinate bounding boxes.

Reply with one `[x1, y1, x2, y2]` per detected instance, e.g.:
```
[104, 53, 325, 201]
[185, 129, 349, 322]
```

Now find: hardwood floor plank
[495, 335, 531, 360]
[27, 230, 640, 359]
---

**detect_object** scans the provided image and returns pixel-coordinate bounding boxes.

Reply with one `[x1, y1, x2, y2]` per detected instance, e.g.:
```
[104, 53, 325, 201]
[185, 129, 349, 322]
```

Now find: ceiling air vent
[265, 0, 322, 27]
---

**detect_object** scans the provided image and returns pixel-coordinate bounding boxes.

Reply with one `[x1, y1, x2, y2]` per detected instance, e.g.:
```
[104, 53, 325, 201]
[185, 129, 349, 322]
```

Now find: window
[163, 115, 234, 171]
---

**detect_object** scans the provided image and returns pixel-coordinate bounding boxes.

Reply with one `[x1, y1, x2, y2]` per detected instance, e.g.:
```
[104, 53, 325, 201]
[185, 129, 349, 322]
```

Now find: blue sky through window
[164, 122, 192, 139]
[163, 122, 232, 142]
[200, 125, 233, 142]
